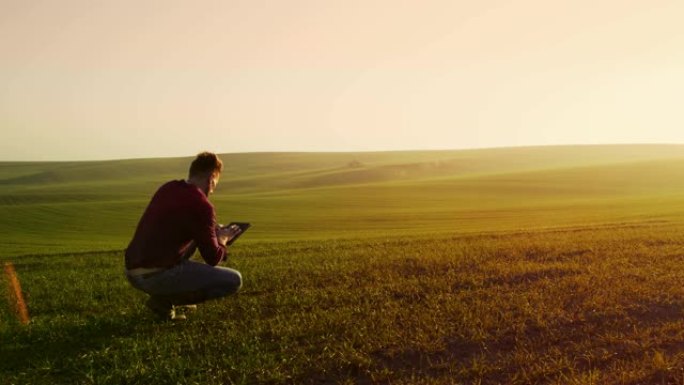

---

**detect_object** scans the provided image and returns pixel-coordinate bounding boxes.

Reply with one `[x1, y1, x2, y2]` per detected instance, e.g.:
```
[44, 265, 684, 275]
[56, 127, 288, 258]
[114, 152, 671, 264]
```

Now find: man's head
[188, 152, 223, 195]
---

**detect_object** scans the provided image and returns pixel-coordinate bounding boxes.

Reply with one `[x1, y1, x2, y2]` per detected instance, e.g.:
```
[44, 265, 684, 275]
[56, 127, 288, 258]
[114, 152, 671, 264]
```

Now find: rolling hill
[2, 144, 684, 257]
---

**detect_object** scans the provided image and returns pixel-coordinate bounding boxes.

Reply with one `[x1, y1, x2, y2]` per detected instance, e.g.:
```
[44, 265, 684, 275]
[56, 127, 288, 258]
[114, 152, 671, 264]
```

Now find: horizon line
[2, 142, 684, 163]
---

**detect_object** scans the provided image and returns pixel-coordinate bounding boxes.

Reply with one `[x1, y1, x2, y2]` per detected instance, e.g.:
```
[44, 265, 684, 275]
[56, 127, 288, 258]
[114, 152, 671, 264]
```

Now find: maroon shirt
[125, 180, 226, 269]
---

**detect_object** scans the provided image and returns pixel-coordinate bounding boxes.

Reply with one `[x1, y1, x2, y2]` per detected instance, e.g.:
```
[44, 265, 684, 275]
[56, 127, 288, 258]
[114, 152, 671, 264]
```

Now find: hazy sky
[2, 0, 684, 161]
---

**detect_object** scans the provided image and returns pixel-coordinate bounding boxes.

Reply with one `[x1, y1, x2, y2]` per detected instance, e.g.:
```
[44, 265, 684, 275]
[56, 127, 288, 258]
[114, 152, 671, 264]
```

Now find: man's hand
[217, 224, 242, 246]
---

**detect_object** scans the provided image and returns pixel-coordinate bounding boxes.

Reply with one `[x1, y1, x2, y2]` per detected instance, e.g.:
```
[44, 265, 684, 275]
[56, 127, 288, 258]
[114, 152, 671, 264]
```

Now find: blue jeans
[126, 260, 242, 305]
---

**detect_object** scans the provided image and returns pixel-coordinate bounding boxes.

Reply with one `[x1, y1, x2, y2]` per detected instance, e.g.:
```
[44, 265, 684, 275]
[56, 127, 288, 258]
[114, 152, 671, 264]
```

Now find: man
[125, 152, 243, 321]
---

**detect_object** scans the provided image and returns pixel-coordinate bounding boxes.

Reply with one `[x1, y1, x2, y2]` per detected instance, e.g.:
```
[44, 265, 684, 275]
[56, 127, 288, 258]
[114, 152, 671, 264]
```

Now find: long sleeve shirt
[125, 180, 226, 269]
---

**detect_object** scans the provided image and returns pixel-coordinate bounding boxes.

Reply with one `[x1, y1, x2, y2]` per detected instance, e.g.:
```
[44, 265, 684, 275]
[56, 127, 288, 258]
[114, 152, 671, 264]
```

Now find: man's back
[125, 180, 224, 269]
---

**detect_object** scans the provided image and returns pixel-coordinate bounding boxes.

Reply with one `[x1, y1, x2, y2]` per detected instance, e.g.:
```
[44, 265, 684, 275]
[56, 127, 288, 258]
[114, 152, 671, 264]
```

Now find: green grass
[5, 225, 684, 384]
[4, 144, 684, 384]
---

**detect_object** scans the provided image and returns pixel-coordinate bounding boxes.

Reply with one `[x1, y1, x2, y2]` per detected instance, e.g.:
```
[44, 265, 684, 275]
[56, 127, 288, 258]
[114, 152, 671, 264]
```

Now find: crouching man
[125, 152, 242, 321]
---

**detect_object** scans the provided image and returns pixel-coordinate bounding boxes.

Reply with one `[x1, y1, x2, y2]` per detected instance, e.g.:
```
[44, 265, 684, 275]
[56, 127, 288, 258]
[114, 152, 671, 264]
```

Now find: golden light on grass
[4, 262, 30, 325]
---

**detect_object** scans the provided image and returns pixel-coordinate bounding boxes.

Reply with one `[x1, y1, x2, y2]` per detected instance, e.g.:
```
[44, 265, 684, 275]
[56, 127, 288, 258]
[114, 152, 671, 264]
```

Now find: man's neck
[186, 177, 208, 196]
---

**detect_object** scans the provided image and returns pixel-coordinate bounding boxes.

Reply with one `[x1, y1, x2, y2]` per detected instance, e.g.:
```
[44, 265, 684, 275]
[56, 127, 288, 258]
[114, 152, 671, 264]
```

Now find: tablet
[222, 222, 251, 245]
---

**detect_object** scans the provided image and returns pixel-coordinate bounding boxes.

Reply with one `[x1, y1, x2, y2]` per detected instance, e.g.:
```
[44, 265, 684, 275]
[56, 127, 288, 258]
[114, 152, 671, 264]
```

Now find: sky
[1, 0, 684, 161]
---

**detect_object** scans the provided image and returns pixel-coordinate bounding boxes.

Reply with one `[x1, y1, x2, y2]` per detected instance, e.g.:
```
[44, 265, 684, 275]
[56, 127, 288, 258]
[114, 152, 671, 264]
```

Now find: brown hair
[189, 152, 223, 177]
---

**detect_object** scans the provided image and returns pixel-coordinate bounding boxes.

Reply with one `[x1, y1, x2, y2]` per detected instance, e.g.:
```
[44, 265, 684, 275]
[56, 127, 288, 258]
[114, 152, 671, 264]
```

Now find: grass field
[3, 145, 684, 384]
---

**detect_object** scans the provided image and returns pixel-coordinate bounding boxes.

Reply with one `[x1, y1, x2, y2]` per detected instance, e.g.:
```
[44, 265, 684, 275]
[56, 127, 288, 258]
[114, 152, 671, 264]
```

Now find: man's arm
[192, 204, 227, 266]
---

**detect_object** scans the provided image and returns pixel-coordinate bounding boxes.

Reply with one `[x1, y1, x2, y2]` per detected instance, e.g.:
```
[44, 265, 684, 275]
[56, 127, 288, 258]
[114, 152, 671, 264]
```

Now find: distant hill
[2, 144, 684, 257]
[3, 144, 684, 188]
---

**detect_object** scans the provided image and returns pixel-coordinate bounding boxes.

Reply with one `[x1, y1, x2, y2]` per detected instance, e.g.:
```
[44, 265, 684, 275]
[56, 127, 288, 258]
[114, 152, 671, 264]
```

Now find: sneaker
[176, 304, 198, 312]
[146, 297, 186, 321]
[169, 310, 186, 321]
